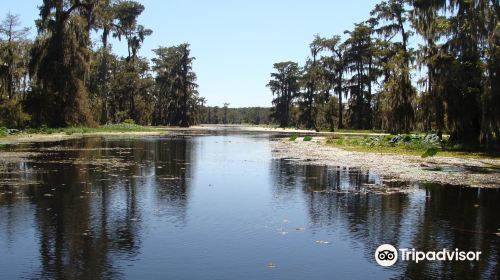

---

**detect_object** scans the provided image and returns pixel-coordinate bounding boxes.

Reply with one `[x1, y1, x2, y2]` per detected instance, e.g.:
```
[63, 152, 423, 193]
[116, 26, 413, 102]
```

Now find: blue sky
[3, 0, 382, 107]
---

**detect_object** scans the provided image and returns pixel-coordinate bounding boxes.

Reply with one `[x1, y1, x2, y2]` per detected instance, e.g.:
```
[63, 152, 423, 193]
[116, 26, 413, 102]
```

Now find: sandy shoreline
[271, 138, 500, 188]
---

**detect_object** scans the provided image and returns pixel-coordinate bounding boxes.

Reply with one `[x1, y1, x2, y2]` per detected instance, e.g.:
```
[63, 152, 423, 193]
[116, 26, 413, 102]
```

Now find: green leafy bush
[289, 135, 298, 141]
[421, 147, 439, 158]
[403, 134, 412, 142]
[0, 127, 8, 137]
[0, 98, 31, 128]
[383, 135, 393, 142]
[303, 136, 313, 141]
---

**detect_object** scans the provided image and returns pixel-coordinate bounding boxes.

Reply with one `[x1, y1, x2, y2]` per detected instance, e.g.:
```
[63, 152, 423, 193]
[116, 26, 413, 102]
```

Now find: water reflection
[0, 136, 498, 280]
[271, 160, 500, 279]
[0, 137, 194, 279]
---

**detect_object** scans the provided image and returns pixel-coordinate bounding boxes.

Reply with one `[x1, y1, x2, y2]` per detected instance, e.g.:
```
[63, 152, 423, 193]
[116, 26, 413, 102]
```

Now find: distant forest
[268, 0, 499, 146]
[201, 106, 271, 125]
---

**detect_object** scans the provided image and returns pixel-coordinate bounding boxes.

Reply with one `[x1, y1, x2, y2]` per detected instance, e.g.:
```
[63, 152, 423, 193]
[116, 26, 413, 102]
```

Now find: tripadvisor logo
[374, 244, 482, 267]
[375, 244, 398, 267]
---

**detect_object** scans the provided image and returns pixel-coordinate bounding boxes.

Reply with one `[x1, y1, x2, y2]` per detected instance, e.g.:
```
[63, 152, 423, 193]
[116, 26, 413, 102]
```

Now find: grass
[0, 127, 8, 137]
[0, 123, 158, 138]
[324, 134, 499, 159]
[331, 129, 386, 134]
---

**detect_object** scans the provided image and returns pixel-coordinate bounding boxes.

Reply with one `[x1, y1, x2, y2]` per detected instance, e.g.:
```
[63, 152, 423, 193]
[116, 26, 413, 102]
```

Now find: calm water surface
[0, 135, 498, 279]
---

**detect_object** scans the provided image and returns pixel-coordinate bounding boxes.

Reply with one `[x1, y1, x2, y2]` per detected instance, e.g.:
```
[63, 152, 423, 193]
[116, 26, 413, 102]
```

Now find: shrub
[383, 135, 393, 142]
[0, 98, 31, 128]
[403, 134, 412, 142]
[289, 135, 298, 141]
[0, 127, 8, 137]
[123, 119, 136, 125]
[421, 147, 439, 158]
[303, 136, 313, 141]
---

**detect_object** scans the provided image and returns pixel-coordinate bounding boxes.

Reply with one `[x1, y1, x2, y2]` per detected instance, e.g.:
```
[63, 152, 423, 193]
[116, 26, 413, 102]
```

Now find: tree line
[268, 0, 499, 146]
[0, 0, 204, 128]
[201, 105, 271, 125]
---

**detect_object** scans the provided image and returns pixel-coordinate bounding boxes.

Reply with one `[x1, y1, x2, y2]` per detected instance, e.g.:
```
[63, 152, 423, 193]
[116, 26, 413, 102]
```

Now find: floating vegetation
[39, 146, 137, 152]
[72, 157, 135, 168]
[0, 179, 41, 187]
[158, 176, 180, 181]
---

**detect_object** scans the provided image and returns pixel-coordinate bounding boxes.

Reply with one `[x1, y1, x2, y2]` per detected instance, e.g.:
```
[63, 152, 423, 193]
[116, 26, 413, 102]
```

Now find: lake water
[0, 135, 498, 279]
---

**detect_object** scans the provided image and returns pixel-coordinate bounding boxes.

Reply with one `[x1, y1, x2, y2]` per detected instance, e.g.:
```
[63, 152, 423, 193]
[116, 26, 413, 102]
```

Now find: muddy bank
[271, 138, 500, 188]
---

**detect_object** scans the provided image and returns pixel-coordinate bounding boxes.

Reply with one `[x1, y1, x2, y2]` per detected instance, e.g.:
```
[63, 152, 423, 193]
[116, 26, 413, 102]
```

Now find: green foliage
[21, 123, 154, 136]
[303, 136, 313, 141]
[267, 0, 498, 148]
[0, 98, 30, 128]
[344, 23, 376, 130]
[421, 147, 439, 158]
[28, 0, 96, 127]
[289, 135, 298, 141]
[203, 107, 271, 125]
[100, 123, 152, 132]
[0, 127, 8, 137]
[0, 1, 203, 130]
[123, 118, 135, 125]
[268, 62, 300, 127]
[0, 13, 31, 100]
[151, 44, 201, 127]
[0, 0, 497, 150]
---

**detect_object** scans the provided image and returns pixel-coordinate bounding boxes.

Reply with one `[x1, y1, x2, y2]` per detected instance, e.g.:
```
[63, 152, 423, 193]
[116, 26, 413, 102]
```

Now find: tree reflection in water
[271, 159, 500, 279]
[0, 136, 498, 280]
[0, 136, 193, 279]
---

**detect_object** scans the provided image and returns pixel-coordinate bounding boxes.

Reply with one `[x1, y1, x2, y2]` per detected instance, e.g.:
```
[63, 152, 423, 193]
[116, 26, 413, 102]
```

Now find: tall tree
[410, 0, 499, 144]
[106, 56, 154, 124]
[112, 0, 151, 62]
[223, 102, 230, 124]
[410, 0, 448, 137]
[0, 13, 30, 100]
[298, 35, 324, 130]
[317, 35, 347, 129]
[267, 61, 299, 127]
[92, 0, 115, 123]
[371, 0, 416, 133]
[481, 0, 500, 144]
[152, 44, 199, 127]
[344, 23, 375, 129]
[29, 0, 97, 127]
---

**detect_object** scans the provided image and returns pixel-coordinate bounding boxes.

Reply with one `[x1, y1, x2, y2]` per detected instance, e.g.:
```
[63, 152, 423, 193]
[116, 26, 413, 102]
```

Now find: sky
[2, 0, 382, 107]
